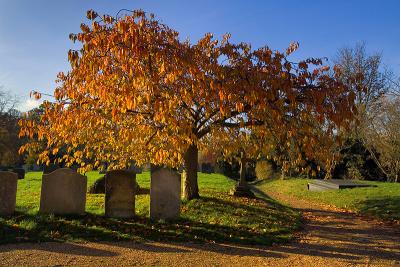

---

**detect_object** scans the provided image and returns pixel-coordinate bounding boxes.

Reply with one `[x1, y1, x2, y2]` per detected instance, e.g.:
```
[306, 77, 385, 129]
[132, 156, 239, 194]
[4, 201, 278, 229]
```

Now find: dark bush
[43, 164, 59, 174]
[215, 159, 256, 181]
[88, 175, 143, 194]
[88, 176, 106, 193]
[333, 138, 386, 181]
[201, 162, 214, 174]
[12, 168, 25, 179]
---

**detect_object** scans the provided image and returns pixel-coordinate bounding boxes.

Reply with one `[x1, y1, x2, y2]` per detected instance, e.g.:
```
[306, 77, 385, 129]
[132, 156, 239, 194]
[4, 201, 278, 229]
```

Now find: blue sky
[0, 0, 399, 111]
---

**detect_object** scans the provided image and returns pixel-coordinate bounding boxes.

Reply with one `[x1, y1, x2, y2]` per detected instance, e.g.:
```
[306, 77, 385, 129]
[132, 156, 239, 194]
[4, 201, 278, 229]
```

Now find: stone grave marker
[308, 179, 377, 192]
[0, 171, 18, 216]
[105, 170, 136, 218]
[39, 168, 87, 215]
[150, 167, 181, 220]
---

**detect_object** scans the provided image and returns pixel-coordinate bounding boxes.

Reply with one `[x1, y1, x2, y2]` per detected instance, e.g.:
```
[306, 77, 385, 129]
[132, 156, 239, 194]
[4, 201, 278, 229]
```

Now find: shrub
[346, 166, 363, 180]
[255, 160, 275, 180]
[88, 176, 142, 194]
[333, 138, 385, 181]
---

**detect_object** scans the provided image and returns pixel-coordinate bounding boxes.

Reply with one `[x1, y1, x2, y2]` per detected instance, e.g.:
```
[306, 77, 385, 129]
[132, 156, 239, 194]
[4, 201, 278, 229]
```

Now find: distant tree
[362, 96, 400, 182]
[0, 87, 19, 113]
[333, 43, 393, 180]
[334, 42, 390, 115]
[0, 88, 22, 166]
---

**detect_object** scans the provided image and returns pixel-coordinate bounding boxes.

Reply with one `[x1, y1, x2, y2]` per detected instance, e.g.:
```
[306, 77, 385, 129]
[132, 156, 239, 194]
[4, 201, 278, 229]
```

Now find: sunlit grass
[0, 171, 301, 245]
[259, 178, 400, 222]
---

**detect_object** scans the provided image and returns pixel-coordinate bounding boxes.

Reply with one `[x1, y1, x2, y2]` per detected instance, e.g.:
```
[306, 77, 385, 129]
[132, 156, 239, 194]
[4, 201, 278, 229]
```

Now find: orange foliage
[19, 10, 355, 175]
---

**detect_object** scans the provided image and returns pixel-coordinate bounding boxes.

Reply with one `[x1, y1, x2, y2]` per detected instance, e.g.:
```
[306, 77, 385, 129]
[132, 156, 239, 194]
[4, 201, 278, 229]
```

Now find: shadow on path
[252, 184, 400, 264]
[0, 242, 119, 257]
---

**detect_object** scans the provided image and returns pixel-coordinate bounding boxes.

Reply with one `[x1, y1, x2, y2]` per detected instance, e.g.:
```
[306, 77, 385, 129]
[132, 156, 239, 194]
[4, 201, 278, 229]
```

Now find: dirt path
[1, 188, 399, 266]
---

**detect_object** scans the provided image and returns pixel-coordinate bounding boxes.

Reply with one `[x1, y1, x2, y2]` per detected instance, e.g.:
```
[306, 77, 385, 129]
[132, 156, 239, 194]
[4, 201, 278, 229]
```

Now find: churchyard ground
[0, 171, 301, 245]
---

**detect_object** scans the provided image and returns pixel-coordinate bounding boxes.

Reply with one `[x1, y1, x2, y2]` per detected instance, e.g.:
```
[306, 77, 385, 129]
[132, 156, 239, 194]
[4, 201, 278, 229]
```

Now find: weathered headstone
[150, 167, 181, 220]
[0, 171, 18, 216]
[105, 170, 135, 218]
[39, 168, 87, 215]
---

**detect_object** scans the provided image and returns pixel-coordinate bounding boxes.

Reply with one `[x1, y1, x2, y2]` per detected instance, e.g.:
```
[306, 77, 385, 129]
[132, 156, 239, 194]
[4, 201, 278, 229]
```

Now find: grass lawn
[0, 171, 301, 245]
[259, 178, 400, 223]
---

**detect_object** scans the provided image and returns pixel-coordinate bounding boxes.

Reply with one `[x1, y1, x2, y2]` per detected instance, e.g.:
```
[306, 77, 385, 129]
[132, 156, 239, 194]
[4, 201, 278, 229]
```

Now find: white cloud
[19, 98, 41, 112]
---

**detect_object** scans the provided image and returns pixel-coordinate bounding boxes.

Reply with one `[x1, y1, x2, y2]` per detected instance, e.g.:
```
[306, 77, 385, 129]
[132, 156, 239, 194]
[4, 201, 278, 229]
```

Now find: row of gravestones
[0, 167, 181, 220]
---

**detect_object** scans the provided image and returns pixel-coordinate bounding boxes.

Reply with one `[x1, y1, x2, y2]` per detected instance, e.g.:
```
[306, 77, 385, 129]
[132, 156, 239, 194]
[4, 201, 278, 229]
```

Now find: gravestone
[150, 167, 181, 220]
[39, 168, 87, 215]
[0, 171, 18, 216]
[105, 170, 135, 218]
[0, 167, 25, 179]
[308, 179, 376, 192]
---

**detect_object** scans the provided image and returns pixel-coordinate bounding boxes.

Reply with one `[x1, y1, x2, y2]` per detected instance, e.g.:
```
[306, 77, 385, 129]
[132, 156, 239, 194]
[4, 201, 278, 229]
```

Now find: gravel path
[1, 187, 399, 266]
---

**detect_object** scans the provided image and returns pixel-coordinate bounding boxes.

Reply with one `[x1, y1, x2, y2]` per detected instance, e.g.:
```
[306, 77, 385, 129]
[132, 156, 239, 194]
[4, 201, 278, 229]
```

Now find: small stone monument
[0, 171, 18, 216]
[39, 168, 87, 215]
[105, 170, 136, 218]
[150, 167, 181, 220]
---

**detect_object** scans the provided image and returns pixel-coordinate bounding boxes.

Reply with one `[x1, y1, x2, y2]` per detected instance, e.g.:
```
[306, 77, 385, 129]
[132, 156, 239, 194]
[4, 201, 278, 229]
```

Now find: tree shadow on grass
[0, 193, 299, 252]
[0, 212, 290, 258]
[2, 192, 400, 262]
[356, 196, 400, 222]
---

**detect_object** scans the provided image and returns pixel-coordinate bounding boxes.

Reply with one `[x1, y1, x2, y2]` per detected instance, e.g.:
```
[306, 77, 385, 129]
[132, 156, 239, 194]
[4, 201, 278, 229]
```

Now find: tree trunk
[183, 144, 199, 200]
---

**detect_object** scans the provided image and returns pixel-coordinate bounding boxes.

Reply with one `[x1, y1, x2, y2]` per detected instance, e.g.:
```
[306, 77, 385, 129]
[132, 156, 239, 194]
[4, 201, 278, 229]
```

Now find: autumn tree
[20, 9, 355, 200]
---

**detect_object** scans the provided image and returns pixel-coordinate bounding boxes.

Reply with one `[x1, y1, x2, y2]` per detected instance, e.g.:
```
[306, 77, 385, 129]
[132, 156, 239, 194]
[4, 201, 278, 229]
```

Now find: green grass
[0, 171, 301, 245]
[259, 178, 400, 223]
